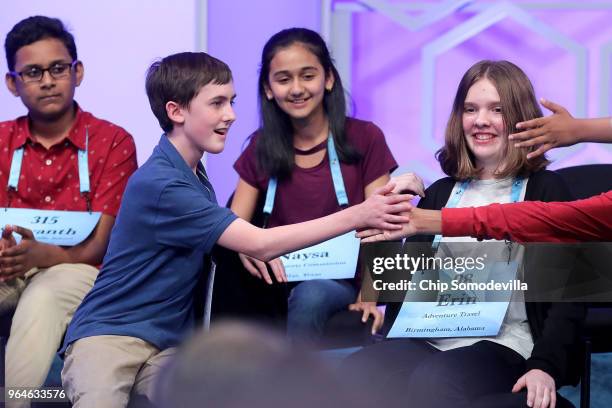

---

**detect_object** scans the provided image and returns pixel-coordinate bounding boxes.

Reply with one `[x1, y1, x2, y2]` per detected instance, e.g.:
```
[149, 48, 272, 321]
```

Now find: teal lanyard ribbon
[7, 126, 92, 212]
[263, 133, 348, 227]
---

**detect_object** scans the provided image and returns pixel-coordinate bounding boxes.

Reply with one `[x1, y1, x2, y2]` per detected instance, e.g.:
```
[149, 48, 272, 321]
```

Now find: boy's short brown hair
[146, 52, 232, 133]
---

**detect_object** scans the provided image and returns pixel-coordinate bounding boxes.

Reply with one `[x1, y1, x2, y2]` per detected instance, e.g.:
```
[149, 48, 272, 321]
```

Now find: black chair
[211, 192, 289, 327]
[556, 164, 612, 408]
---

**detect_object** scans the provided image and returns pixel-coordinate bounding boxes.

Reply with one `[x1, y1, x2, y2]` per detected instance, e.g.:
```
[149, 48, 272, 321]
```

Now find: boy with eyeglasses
[0, 16, 137, 407]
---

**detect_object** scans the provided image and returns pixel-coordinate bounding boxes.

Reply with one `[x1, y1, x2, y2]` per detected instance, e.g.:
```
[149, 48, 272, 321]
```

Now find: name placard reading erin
[388, 301, 511, 338]
[281, 230, 360, 282]
[0, 208, 101, 246]
[388, 261, 519, 338]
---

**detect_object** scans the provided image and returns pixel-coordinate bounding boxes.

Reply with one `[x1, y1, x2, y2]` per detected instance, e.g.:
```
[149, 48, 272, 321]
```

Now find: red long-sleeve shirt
[442, 191, 612, 243]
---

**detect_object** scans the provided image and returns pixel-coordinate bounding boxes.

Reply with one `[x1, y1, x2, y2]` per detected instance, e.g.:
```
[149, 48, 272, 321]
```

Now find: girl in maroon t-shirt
[231, 27, 423, 343]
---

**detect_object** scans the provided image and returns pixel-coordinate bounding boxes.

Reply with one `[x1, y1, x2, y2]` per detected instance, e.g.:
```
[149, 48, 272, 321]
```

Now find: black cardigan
[383, 170, 585, 386]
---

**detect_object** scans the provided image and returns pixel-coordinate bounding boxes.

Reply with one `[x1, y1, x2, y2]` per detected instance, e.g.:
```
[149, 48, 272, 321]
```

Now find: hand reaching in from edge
[509, 99, 579, 160]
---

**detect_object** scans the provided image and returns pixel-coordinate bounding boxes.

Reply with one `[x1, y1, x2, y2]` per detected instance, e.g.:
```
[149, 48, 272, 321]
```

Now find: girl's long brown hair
[436, 60, 549, 180]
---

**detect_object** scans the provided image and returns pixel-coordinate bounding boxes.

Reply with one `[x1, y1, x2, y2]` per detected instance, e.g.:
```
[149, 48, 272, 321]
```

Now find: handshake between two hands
[357, 172, 427, 243]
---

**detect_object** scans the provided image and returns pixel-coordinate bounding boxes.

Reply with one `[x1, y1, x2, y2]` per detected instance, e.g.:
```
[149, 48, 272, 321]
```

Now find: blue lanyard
[432, 177, 525, 250]
[263, 133, 348, 225]
[6, 126, 92, 211]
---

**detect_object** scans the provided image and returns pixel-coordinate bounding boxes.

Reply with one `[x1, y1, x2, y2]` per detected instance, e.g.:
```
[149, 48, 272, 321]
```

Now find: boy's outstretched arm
[230, 178, 288, 284]
[509, 98, 612, 159]
[218, 185, 412, 261]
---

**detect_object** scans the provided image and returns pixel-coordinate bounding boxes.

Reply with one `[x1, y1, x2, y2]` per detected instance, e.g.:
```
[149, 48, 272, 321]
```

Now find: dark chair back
[211, 192, 288, 326]
[555, 164, 612, 199]
[555, 164, 612, 408]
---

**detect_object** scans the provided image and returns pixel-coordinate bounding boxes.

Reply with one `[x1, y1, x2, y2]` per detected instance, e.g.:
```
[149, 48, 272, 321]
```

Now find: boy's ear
[74, 61, 84, 87]
[5, 73, 19, 97]
[165, 101, 185, 125]
[325, 70, 335, 92]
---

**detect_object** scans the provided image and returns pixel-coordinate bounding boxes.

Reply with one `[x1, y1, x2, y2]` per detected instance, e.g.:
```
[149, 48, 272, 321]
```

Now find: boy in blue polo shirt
[59, 52, 411, 408]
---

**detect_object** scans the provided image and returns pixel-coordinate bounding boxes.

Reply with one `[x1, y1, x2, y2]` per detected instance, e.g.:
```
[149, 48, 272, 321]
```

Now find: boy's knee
[16, 284, 59, 316]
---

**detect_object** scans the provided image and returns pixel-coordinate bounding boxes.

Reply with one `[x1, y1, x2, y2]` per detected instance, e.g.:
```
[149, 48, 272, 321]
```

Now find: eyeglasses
[9, 60, 78, 84]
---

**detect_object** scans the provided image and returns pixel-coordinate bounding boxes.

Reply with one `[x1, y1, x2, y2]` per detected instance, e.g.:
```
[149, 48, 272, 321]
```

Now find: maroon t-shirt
[234, 118, 398, 227]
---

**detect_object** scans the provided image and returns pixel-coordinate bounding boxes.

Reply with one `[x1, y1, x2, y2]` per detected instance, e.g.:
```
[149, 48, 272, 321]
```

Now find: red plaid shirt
[0, 105, 137, 216]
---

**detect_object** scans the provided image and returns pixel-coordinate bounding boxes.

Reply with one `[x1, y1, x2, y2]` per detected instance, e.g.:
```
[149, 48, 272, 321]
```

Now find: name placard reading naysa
[280, 230, 360, 282]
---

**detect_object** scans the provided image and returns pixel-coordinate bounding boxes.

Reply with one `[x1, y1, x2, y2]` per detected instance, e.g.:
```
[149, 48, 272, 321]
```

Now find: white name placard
[388, 301, 510, 338]
[388, 261, 519, 338]
[0, 208, 101, 246]
[281, 230, 360, 282]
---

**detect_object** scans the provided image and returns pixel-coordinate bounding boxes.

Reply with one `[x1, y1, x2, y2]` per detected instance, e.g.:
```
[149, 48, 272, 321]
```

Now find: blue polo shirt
[62, 135, 237, 352]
